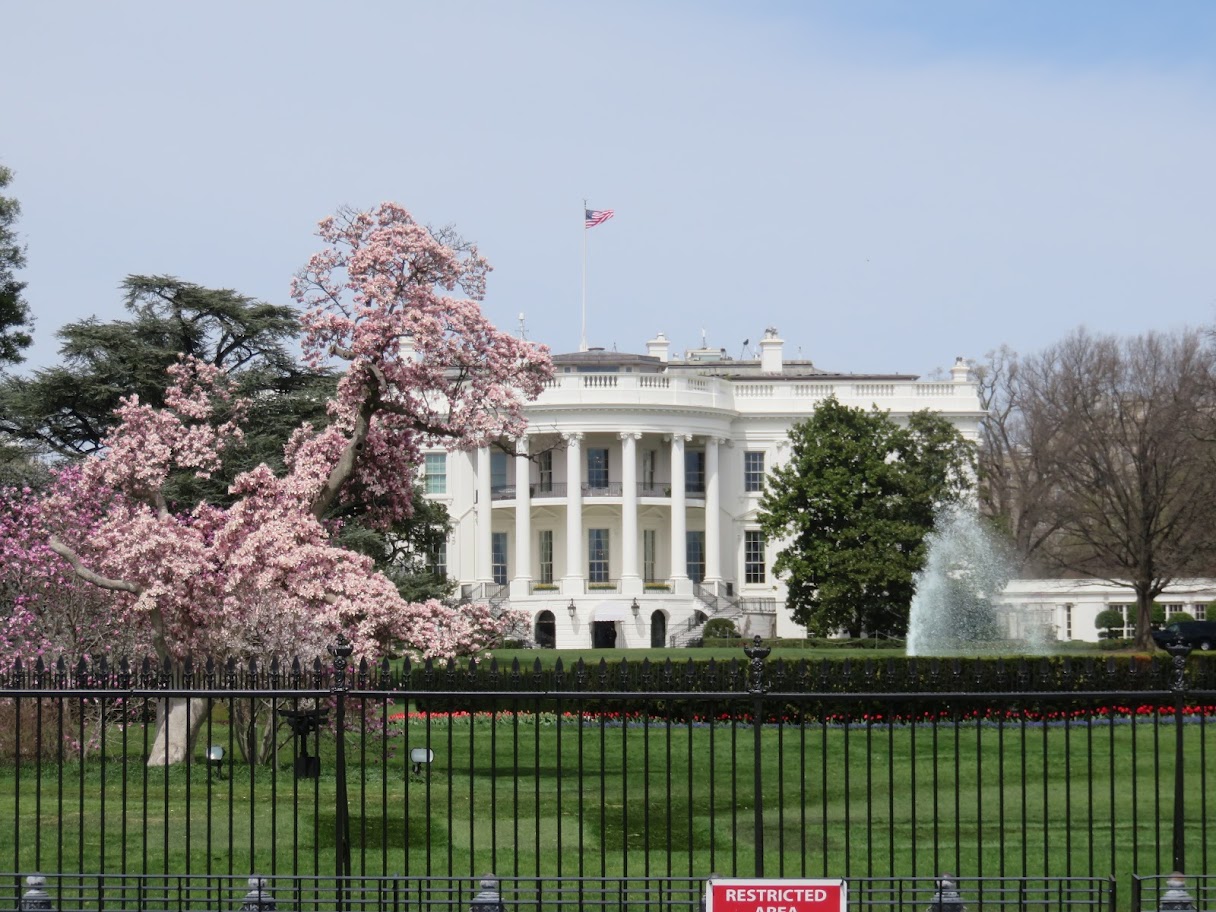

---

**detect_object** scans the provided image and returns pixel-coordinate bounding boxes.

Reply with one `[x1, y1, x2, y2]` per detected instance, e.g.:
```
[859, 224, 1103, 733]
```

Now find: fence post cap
[928, 873, 965, 911]
[240, 875, 275, 912]
[471, 873, 503, 912]
[21, 874, 53, 912]
[1161, 872, 1196, 912]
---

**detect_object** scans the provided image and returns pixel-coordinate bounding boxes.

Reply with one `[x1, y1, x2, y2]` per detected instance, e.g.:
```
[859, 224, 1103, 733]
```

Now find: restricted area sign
[706, 878, 846, 912]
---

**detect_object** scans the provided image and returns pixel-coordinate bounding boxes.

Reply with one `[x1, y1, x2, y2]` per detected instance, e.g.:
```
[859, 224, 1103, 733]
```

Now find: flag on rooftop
[585, 208, 614, 228]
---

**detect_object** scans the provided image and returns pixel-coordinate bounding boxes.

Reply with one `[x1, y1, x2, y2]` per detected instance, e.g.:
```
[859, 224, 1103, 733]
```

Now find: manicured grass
[1, 705, 1212, 891]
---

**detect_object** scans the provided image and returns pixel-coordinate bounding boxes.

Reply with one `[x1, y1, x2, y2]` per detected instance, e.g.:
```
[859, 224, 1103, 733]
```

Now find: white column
[620, 432, 641, 595]
[563, 432, 585, 595]
[476, 446, 493, 584]
[669, 434, 688, 591]
[511, 437, 532, 598]
[705, 436, 722, 586]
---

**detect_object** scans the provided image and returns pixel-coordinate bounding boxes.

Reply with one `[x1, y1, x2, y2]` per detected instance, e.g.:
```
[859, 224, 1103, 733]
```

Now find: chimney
[647, 332, 670, 363]
[950, 357, 970, 383]
[759, 327, 784, 374]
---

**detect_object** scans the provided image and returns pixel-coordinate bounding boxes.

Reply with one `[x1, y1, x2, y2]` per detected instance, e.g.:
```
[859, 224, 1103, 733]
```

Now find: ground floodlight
[207, 744, 225, 781]
[410, 747, 434, 775]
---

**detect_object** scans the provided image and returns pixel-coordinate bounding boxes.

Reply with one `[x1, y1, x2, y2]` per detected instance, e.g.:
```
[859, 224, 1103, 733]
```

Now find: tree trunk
[147, 697, 211, 767]
[230, 698, 280, 766]
[1134, 588, 1155, 652]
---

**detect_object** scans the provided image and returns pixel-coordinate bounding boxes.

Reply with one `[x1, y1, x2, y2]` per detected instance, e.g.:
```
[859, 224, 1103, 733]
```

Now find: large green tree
[758, 398, 975, 637]
[0, 164, 33, 367]
[0, 275, 326, 463]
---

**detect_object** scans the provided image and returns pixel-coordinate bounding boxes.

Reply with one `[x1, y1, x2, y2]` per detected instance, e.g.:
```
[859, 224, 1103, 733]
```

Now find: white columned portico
[620, 432, 641, 595]
[563, 432, 585, 595]
[511, 437, 532, 598]
[475, 446, 493, 584]
[669, 434, 690, 594]
[704, 436, 722, 586]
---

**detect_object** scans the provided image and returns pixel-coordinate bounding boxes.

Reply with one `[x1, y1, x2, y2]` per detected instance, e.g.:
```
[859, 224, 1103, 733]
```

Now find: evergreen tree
[759, 398, 974, 637]
[0, 164, 32, 367]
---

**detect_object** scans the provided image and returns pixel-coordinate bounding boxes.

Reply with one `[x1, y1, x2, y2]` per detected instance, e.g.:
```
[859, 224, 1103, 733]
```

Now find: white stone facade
[998, 579, 1216, 644]
[425, 330, 985, 648]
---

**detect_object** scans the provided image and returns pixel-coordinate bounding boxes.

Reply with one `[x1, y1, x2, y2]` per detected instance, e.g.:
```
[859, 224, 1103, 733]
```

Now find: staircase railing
[668, 583, 744, 647]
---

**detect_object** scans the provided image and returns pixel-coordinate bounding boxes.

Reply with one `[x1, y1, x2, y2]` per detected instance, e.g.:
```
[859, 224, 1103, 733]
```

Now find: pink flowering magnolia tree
[37, 203, 553, 763]
[0, 470, 148, 661]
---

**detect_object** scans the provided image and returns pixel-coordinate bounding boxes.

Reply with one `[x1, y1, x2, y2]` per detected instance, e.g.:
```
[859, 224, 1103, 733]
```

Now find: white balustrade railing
[534, 372, 976, 412]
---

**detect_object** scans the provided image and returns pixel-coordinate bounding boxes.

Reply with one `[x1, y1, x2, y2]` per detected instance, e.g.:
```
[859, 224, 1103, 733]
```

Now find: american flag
[585, 208, 615, 228]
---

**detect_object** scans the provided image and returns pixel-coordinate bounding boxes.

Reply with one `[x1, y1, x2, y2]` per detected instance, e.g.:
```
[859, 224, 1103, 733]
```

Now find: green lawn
[1, 706, 1211, 891]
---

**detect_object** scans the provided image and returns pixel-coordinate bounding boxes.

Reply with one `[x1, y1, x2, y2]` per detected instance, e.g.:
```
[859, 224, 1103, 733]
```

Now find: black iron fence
[2, 871, 1123, 912]
[0, 638, 1212, 910]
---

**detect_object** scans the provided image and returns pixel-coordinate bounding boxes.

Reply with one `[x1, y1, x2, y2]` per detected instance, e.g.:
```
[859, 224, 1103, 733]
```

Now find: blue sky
[3, 2, 1215, 377]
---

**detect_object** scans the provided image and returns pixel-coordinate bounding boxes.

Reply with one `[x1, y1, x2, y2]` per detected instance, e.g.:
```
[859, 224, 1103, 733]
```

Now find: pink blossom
[10, 203, 551, 665]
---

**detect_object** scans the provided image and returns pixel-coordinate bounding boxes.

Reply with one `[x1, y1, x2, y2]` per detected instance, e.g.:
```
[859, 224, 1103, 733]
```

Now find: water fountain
[906, 505, 1045, 656]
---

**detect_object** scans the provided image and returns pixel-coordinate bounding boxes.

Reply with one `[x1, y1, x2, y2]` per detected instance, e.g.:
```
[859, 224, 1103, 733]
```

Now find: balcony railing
[489, 481, 708, 501]
[582, 482, 622, 497]
[535, 371, 978, 415]
[490, 483, 568, 501]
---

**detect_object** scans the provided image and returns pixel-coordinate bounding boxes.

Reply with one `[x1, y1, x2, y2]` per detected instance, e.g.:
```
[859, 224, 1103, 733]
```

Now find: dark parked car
[1151, 620, 1216, 651]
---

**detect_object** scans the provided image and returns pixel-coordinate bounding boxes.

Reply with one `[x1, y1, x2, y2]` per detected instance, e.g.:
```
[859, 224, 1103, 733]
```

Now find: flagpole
[580, 197, 588, 352]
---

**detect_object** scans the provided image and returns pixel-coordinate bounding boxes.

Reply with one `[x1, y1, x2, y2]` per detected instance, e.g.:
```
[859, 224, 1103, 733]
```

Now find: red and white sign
[706, 878, 846, 912]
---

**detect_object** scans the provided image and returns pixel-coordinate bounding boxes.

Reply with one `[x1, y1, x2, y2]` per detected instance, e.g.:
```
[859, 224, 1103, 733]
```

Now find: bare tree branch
[48, 537, 143, 595]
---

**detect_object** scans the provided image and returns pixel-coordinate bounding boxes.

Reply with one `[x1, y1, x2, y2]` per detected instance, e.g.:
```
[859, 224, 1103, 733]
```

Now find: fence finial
[239, 875, 275, 912]
[470, 873, 504, 912]
[1161, 872, 1197, 912]
[743, 634, 771, 694]
[927, 873, 965, 912]
[20, 875, 53, 912]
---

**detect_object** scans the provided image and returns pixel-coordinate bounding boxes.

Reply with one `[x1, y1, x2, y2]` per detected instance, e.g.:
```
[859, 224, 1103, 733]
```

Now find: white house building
[996, 579, 1216, 645]
[424, 327, 986, 648]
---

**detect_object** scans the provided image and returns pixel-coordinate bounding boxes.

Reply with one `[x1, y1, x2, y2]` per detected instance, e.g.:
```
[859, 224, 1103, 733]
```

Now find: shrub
[1095, 608, 1125, 640]
[1167, 611, 1195, 625]
[1151, 602, 1167, 627]
[702, 618, 739, 640]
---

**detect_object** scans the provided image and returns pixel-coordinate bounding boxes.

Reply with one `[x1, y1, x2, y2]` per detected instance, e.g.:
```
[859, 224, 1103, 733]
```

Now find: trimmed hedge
[406, 651, 1216, 718]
